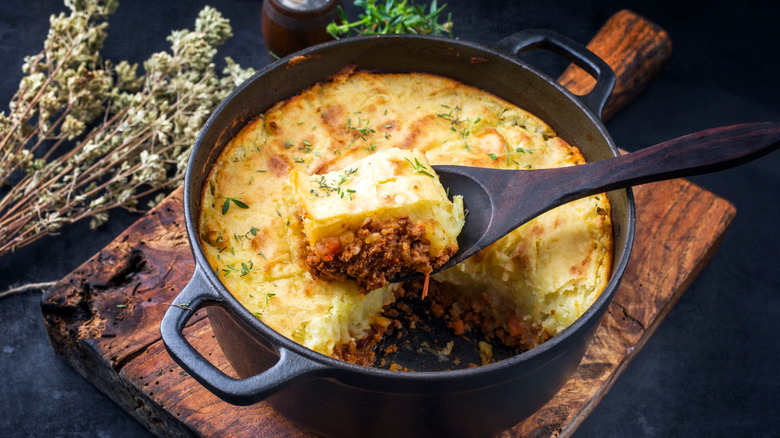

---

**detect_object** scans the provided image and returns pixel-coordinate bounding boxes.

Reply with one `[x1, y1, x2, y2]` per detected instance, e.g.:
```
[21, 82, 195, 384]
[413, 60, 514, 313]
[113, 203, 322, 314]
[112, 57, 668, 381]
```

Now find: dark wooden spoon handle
[548, 122, 780, 200]
[487, 122, 780, 246]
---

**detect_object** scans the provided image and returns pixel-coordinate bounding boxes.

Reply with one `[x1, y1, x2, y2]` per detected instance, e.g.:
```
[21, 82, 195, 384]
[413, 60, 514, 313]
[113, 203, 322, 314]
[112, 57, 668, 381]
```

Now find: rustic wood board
[41, 178, 736, 438]
[40, 10, 732, 438]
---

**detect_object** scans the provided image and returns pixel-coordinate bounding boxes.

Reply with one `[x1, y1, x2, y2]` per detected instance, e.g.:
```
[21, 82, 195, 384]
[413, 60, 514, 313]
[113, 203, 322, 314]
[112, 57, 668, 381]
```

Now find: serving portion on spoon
[392, 121, 780, 282]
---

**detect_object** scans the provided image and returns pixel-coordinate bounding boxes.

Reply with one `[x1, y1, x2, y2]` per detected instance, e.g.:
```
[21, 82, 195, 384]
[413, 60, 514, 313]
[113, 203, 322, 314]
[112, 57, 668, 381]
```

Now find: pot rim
[181, 33, 636, 385]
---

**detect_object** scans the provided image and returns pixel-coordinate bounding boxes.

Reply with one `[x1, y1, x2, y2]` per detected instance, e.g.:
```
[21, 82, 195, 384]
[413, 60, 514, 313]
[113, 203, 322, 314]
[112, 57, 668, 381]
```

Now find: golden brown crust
[198, 69, 613, 362]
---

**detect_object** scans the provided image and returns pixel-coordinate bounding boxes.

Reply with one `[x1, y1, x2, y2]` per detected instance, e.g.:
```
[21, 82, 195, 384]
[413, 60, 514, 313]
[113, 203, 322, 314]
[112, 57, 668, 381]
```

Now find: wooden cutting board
[42, 10, 731, 438]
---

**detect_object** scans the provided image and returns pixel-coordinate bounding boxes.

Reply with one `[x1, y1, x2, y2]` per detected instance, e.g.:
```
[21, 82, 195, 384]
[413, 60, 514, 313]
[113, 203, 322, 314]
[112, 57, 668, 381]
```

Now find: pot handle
[492, 29, 616, 118]
[160, 267, 327, 406]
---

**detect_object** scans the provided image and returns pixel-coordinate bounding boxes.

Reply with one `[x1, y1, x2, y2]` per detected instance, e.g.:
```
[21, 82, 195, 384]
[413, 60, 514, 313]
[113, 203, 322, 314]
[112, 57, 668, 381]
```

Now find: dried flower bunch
[0, 0, 255, 258]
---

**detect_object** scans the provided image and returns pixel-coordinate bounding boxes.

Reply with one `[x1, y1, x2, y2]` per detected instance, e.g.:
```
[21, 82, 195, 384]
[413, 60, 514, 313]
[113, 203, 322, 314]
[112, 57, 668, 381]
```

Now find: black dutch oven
[161, 30, 636, 437]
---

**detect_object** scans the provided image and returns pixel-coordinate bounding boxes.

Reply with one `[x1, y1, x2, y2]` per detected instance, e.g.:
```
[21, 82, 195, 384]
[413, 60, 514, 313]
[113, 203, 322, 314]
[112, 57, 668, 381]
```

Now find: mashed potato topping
[198, 68, 612, 360]
[292, 148, 465, 293]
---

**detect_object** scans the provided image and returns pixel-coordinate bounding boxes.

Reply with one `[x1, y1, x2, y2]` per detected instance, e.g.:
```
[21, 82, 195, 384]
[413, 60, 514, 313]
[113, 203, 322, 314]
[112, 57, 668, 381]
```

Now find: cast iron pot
[161, 30, 636, 438]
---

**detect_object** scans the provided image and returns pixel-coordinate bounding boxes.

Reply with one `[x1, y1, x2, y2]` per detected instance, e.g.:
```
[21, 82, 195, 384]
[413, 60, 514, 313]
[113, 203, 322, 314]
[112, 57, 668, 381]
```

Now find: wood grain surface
[558, 9, 673, 121]
[41, 10, 731, 438]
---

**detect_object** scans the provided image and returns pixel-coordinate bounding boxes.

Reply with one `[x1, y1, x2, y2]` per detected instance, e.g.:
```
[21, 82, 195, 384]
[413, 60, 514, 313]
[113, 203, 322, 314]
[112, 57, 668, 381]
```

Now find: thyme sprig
[345, 116, 376, 152]
[405, 157, 435, 178]
[436, 105, 481, 151]
[346, 117, 376, 139]
[221, 260, 258, 277]
[312, 167, 359, 199]
[221, 196, 249, 214]
[0, 1, 255, 258]
[327, 0, 453, 39]
[492, 144, 535, 167]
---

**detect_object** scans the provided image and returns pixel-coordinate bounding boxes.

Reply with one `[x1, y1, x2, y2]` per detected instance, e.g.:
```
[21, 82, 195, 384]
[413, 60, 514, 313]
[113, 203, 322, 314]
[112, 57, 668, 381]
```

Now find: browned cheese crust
[198, 68, 613, 363]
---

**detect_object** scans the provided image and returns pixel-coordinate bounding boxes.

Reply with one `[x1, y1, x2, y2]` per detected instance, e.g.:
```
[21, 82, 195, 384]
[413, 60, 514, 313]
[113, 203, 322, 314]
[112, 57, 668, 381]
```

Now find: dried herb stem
[0, 1, 255, 258]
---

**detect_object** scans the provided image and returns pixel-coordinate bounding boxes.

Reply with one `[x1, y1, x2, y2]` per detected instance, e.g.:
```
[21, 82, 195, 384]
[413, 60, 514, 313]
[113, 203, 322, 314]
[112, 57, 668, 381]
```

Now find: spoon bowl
[394, 122, 780, 282]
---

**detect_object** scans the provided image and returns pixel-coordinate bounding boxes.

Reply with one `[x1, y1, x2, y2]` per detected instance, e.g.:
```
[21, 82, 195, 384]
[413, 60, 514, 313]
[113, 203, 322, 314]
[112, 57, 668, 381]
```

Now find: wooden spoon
[394, 122, 780, 282]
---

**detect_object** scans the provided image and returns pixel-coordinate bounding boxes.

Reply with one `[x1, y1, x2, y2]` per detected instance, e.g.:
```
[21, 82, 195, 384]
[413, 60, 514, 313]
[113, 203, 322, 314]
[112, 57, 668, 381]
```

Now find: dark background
[1, 0, 778, 436]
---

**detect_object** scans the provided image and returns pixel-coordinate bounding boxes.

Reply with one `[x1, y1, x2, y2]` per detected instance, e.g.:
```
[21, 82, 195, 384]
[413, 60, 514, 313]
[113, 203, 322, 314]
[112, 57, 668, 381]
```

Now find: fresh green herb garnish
[436, 106, 480, 151]
[405, 157, 435, 178]
[436, 105, 461, 123]
[346, 117, 376, 143]
[173, 301, 192, 310]
[327, 0, 453, 39]
[221, 260, 258, 277]
[239, 261, 256, 276]
[501, 145, 533, 167]
[312, 167, 359, 198]
[221, 197, 249, 214]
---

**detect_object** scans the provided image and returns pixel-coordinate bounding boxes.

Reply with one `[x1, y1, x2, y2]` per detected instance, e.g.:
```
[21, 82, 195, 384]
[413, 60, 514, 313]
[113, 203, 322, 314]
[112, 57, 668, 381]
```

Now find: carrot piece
[422, 272, 430, 299]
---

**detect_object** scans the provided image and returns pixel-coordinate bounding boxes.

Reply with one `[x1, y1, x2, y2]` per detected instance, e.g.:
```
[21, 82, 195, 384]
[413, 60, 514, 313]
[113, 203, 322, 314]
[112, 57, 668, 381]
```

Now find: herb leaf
[221, 197, 249, 214]
[405, 157, 435, 178]
[312, 167, 359, 198]
[0, 5, 256, 258]
[327, 0, 453, 39]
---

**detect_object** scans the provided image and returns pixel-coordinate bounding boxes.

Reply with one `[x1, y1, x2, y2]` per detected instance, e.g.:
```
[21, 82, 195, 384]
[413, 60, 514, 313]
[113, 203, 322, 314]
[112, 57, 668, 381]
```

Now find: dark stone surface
[1, 0, 777, 436]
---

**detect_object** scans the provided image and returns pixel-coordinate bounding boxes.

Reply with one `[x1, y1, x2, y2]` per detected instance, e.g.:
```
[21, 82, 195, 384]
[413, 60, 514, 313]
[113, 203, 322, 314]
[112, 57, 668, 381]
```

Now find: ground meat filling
[306, 216, 456, 293]
[339, 279, 552, 369]
[331, 316, 394, 366]
[423, 280, 552, 351]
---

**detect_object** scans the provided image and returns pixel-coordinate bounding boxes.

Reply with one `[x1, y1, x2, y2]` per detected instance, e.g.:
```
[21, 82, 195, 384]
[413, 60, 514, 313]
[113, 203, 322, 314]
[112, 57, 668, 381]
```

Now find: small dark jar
[261, 0, 342, 58]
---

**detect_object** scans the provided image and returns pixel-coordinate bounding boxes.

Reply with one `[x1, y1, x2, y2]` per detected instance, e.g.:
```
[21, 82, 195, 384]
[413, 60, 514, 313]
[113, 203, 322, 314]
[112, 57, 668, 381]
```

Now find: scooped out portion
[292, 148, 465, 294]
